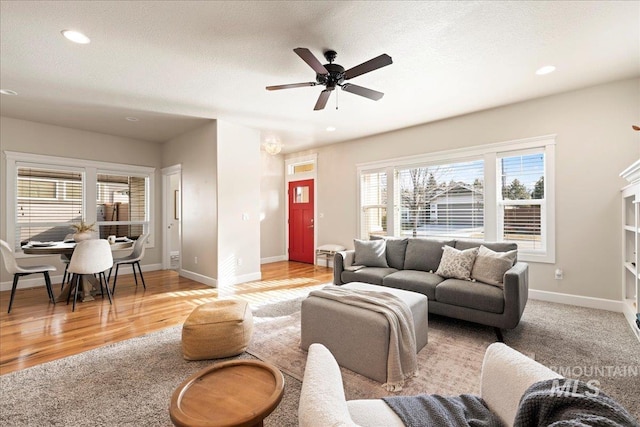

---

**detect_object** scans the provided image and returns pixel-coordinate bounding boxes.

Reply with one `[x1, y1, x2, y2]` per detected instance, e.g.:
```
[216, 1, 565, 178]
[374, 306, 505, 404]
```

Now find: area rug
[2, 295, 638, 426]
[250, 296, 496, 400]
[0, 296, 492, 427]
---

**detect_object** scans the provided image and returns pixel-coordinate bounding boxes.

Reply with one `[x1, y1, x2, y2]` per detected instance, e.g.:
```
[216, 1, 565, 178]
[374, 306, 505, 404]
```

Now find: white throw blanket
[309, 285, 417, 391]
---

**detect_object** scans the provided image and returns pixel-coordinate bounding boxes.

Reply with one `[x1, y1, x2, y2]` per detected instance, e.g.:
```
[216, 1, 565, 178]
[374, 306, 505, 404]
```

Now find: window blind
[97, 173, 147, 239]
[498, 152, 545, 250]
[16, 166, 83, 244]
[396, 159, 484, 239]
[360, 171, 387, 238]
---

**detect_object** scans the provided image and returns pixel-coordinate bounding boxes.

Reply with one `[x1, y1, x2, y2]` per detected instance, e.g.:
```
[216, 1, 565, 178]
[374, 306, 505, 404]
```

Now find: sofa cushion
[471, 245, 517, 287]
[455, 240, 518, 258]
[354, 239, 388, 268]
[435, 279, 505, 314]
[370, 235, 409, 270]
[434, 245, 479, 280]
[403, 238, 455, 272]
[342, 267, 398, 286]
[383, 270, 444, 300]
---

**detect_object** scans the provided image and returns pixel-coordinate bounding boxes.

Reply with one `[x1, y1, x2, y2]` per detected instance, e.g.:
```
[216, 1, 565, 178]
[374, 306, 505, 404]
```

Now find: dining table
[22, 239, 134, 303]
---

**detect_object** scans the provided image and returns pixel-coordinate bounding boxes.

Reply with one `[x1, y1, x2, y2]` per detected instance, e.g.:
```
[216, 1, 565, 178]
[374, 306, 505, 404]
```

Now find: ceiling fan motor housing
[317, 63, 345, 89]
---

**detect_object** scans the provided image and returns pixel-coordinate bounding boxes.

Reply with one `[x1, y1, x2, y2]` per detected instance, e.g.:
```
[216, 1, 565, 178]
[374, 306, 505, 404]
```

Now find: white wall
[285, 78, 640, 302]
[260, 151, 286, 263]
[162, 121, 218, 285]
[216, 121, 261, 286]
[0, 116, 163, 285]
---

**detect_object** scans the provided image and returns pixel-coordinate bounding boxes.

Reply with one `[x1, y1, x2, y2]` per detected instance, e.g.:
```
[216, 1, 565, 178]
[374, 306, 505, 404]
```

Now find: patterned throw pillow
[435, 245, 479, 280]
[471, 245, 517, 287]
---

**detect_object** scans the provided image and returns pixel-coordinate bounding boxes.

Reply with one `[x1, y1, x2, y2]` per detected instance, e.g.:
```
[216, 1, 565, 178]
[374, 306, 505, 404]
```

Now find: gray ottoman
[300, 282, 428, 383]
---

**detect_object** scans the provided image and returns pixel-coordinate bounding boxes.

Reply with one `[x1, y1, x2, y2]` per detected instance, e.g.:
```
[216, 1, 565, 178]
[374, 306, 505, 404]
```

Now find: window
[498, 151, 545, 251]
[16, 166, 84, 244]
[5, 151, 155, 252]
[97, 173, 148, 240]
[357, 135, 556, 263]
[397, 159, 484, 240]
[360, 171, 387, 237]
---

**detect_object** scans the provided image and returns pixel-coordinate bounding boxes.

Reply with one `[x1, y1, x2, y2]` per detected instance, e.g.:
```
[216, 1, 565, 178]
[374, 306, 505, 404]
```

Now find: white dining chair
[67, 239, 113, 312]
[0, 239, 57, 313]
[60, 234, 75, 290]
[109, 233, 149, 294]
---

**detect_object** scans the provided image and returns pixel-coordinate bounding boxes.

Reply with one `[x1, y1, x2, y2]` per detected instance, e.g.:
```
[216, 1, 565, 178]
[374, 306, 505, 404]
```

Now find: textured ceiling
[0, 1, 638, 152]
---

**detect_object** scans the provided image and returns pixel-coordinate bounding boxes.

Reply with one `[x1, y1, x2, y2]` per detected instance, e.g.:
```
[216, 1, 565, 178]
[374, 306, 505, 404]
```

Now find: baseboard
[217, 272, 261, 287]
[260, 255, 287, 264]
[0, 263, 163, 292]
[621, 301, 640, 342]
[180, 269, 218, 288]
[528, 289, 624, 312]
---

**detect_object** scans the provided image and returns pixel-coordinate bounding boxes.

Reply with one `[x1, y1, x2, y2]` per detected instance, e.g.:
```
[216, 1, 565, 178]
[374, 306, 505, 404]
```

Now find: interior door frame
[284, 154, 317, 263]
[162, 164, 182, 270]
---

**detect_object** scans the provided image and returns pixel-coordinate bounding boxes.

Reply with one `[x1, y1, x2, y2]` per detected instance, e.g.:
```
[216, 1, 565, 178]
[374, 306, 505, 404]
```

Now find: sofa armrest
[333, 250, 355, 285]
[481, 343, 561, 426]
[299, 344, 357, 427]
[501, 262, 529, 329]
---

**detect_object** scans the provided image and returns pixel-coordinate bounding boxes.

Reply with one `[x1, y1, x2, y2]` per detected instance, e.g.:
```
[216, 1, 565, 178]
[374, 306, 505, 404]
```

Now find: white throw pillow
[471, 245, 517, 287]
[353, 239, 388, 268]
[435, 245, 478, 280]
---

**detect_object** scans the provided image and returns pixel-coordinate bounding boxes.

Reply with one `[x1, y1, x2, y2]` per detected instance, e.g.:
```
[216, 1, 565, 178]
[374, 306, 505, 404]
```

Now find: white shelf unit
[621, 159, 640, 340]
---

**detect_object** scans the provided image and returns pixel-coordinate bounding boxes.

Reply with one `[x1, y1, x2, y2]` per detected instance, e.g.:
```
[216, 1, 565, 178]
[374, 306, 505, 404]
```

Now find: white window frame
[356, 135, 556, 263]
[4, 151, 155, 257]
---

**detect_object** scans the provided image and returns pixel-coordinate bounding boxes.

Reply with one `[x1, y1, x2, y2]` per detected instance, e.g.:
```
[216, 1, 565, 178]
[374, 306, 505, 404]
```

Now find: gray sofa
[333, 237, 529, 336]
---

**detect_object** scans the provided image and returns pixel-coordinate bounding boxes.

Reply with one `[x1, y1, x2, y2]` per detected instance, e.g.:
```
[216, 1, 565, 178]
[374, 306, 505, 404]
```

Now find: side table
[169, 360, 285, 427]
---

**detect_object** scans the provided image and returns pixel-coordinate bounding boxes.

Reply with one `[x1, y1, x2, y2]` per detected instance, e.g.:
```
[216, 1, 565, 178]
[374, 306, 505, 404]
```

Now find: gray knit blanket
[309, 285, 417, 391]
[382, 394, 503, 427]
[514, 378, 640, 427]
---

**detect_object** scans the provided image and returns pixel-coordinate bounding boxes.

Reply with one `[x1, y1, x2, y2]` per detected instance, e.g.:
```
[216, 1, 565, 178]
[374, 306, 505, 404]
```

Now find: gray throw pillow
[370, 235, 408, 269]
[471, 245, 517, 287]
[353, 239, 388, 268]
[404, 238, 455, 272]
[435, 245, 479, 280]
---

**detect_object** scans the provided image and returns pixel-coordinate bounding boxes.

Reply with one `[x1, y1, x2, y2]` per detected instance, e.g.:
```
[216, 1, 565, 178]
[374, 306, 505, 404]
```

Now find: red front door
[288, 179, 314, 264]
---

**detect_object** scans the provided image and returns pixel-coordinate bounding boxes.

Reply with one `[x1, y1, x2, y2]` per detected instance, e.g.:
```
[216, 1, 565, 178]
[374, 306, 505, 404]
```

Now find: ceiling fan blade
[344, 54, 393, 80]
[314, 89, 332, 111]
[341, 83, 384, 101]
[294, 47, 329, 76]
[266, 82, 317, 91]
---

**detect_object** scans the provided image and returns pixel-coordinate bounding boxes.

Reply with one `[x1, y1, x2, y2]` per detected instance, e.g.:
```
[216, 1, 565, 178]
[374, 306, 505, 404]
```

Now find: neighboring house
[428, 184, 484, 227]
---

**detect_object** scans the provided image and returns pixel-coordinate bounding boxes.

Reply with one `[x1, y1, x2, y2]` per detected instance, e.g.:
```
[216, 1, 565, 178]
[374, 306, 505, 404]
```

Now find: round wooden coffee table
[169, 360, 285, 427]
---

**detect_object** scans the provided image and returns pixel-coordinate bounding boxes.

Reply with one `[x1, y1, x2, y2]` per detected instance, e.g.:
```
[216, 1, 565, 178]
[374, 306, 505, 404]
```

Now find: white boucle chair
[1, 239, 56, 313]
[67, 239, 113, 311]
[298, 342, 561, 427]
[109, 233, 149, 294]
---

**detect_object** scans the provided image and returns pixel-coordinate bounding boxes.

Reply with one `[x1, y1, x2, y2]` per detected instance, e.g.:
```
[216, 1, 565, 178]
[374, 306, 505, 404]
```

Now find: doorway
[162, 165, 181, 271]
[288, 179, 314, 264]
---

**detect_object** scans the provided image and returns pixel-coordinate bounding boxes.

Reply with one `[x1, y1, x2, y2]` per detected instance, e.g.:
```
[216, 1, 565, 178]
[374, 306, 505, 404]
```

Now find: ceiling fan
[266, 48, 393, 111]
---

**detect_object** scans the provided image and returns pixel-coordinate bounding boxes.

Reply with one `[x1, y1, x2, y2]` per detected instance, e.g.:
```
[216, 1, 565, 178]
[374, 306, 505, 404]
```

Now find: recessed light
[535, 65, 556, 75]
[125, 117, 139, 122]
[61, 30, 91, 44]
[326, 126, 336, 132]
[0, 89, 18, 96]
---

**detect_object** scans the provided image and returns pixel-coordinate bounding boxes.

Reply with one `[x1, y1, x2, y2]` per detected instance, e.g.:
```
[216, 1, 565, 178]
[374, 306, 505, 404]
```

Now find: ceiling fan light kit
[266, 47, 392, 110]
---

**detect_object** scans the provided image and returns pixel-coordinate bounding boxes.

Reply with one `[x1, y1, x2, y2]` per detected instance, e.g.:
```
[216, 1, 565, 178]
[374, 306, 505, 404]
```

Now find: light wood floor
[0, 261, 333, 375]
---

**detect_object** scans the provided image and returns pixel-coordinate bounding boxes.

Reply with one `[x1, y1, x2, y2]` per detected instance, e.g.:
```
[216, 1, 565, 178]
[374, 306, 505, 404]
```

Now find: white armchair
[299, 343, 561, 427]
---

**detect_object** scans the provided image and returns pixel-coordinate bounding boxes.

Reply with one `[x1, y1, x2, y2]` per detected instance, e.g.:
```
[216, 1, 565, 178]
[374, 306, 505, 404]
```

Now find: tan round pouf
[181, 300, 253, 361]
